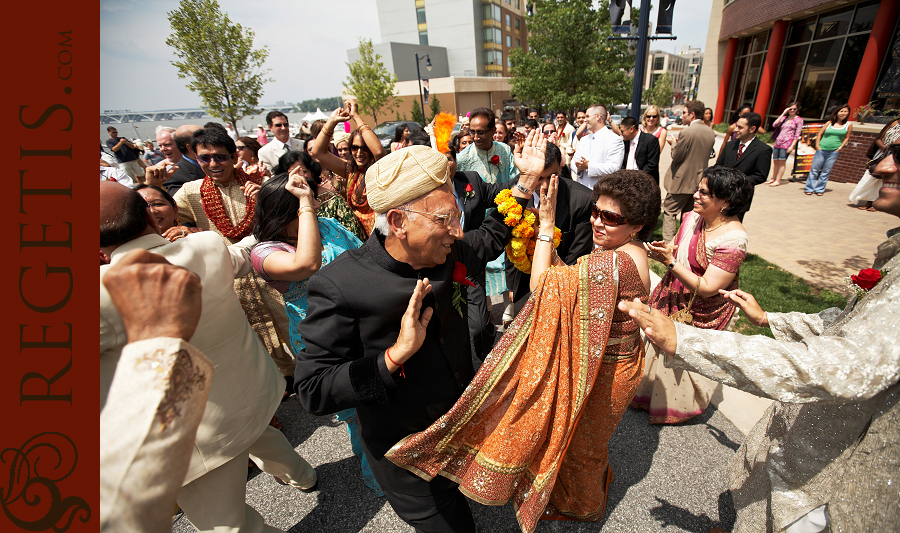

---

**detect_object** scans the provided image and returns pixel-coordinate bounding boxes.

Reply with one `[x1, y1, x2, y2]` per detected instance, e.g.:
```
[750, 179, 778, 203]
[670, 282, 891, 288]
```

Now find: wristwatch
[514, 182, 531, 195]
[536, 234, 553, 243]
[666, 261, 675, 270]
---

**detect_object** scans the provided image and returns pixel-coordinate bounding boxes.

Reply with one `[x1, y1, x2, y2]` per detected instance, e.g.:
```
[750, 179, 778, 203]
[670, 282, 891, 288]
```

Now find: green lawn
[647, 217, 847, 338]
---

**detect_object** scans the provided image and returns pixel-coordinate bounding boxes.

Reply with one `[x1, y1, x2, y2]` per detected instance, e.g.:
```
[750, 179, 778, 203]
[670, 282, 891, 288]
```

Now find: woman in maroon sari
[631, 165, 753, 423]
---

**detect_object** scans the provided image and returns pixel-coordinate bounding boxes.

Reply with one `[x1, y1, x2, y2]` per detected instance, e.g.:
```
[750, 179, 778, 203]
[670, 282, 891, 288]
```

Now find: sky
[100, 0, 714, 112]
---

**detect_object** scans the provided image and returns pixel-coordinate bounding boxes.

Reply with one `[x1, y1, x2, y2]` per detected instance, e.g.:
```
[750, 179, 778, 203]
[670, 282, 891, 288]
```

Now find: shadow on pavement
[649, 492, 736, 532]
[287, 457, 388, 532]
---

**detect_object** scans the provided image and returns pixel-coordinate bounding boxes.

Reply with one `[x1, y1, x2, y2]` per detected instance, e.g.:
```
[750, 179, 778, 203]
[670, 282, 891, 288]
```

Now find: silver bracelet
[514, 182, 531, 195]
[536, 234, 553, 243]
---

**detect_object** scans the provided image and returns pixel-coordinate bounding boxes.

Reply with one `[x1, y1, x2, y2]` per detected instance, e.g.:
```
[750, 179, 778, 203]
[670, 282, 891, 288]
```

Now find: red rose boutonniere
[451, 261, 474, 317]
[845, 267, 885, 298]
[490, 155, 500, 165]
[464, 183, 475, 204]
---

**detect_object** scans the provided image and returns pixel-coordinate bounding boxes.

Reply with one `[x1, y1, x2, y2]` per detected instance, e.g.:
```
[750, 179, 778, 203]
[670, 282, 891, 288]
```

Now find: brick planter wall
[828, 131, 877, 184]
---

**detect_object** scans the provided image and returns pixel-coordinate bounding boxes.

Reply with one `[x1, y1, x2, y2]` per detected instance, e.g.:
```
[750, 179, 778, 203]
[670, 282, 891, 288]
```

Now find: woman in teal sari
[250, 170, 383, 496]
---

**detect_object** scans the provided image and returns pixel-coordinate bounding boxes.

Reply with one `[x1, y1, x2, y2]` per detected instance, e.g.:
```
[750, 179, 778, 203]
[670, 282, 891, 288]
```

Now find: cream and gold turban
[331, 131, 351, 147]
[366, 145, 451, 213]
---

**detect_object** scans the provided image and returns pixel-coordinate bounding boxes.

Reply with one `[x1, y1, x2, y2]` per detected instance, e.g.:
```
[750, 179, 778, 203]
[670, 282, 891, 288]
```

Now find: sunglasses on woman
[591, 205, 629, 226]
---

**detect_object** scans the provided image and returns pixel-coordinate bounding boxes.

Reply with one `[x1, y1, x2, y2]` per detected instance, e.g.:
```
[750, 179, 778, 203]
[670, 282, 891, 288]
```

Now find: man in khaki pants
[662, 100, 716, 242]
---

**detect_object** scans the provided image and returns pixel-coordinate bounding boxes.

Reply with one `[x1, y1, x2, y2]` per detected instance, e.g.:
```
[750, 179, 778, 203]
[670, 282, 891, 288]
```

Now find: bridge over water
[100, 107, 296, 124]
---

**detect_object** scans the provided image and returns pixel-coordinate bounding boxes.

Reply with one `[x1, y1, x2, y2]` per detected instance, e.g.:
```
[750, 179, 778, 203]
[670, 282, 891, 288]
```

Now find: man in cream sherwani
[99, 181, 316, 533]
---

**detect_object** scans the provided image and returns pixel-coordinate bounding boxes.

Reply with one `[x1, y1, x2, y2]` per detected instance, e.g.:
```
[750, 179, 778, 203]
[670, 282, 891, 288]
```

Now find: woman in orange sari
[312, 101, 387, 238]
[385, 170, 661, 533]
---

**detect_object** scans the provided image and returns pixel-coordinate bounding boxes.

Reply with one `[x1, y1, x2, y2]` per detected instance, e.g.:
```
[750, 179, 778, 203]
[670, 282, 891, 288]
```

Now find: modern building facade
[697, 0, 899, 184]
[374, 0, 530, 78]
[645, 50, 689, 104]
[679, 46, 704, 101]
[699, 0, 898, 126]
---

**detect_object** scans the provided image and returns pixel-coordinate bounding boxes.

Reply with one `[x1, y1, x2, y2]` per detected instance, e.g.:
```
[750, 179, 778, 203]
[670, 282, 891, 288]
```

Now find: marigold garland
[200, 167, 261, 239]
[433, 112, 457, 154]
[494, 189, 561, 274]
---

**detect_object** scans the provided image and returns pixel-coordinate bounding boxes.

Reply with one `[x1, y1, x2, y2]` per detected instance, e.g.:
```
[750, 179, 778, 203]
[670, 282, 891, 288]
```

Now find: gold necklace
[704, 220, 727, 233]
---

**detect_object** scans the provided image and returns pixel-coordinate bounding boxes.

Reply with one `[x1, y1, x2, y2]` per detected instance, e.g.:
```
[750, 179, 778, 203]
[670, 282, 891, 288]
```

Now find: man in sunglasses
[620, 146, 900, 533]
[258, 111, 305, 173]
[294, 142, 546, 532]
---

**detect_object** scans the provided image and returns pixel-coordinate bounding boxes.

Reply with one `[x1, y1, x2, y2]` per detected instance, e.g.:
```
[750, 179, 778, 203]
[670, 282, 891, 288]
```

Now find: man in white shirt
[569, 104, 625, 189]
[257, 111, 305, 172]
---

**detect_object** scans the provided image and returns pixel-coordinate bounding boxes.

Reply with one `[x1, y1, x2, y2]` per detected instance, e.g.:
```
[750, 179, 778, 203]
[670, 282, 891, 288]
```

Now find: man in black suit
[444, 148, 516, 359]
[147, 125, 204, 196]
[295, 144, 544, 532]
[620, 116, 660, 181]
[716, 112, 772, 219]
[507, 142, 594, 313]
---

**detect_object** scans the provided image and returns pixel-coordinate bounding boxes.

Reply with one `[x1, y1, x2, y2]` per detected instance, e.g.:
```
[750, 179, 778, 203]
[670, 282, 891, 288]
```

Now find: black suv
[373, 121, 424, 151]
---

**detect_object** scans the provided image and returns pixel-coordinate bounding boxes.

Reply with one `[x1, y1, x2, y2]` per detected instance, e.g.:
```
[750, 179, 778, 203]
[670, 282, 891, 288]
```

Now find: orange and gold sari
[385, 249, 647, 533]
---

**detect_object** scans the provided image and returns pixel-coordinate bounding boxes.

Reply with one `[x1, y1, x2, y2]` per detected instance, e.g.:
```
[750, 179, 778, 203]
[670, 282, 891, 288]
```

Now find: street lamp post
[415, 52, 432, 123]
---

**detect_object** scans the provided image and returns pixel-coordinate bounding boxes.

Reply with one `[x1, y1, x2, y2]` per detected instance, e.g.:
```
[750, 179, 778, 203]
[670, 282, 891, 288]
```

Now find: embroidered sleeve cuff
[348, 355, 393, 405]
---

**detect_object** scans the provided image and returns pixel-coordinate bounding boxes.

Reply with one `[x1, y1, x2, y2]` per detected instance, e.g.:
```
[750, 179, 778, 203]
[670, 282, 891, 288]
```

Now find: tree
[509, 0, 632, 114]
[344, 38, 401, 124]
[428, 95, 442, 123]
[166, 0, 271, 129]
[646, 72, 674, 108]
[410, 98, 425, 125]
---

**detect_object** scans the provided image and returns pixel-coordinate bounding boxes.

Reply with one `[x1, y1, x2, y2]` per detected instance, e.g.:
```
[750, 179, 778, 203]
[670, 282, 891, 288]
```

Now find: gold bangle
[357, 124, 371, 134]
[322, 129, 334, 137]
[297, 206, 316, 217]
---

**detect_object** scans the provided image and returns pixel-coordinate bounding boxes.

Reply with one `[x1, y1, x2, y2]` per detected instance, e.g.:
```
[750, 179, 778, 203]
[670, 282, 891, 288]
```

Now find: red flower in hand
[465, 183, 474, 193]
[851, 268, 882, 290]
[452, 262, 475, 287]
[490, 155, 500, 165]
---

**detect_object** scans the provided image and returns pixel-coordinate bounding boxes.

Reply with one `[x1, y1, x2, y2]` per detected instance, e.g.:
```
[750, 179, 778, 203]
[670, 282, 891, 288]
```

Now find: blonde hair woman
[640, 105, 667, 153]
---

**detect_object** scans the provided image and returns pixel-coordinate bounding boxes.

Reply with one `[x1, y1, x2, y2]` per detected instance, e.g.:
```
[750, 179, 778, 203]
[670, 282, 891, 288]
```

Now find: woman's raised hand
[329, 106, 351, 124]
[285, 170, 320, 210]
[539, 174, 558, 232]
[647, 240, 676, 264]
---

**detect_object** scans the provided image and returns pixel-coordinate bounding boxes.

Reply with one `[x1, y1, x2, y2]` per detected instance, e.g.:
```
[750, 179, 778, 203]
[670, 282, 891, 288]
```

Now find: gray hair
[155, 125, 176, 137]
[373, 201, 419, 237]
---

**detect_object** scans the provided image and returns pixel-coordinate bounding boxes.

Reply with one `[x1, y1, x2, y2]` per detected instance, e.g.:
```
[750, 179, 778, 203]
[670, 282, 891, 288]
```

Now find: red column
[848, 0, 900, 113]
[714, 38, 738, 124]
[754, 20, 788, 119]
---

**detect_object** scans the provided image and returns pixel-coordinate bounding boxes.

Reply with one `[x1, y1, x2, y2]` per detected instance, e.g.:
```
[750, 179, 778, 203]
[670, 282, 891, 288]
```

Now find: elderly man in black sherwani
[295, 137, 546, 532]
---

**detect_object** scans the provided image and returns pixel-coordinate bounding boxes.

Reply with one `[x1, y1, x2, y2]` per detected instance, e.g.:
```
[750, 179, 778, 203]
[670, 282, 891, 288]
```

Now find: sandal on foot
[768, 182, 780, 187]
[816, 193, 824, 196]
[805, 192, 813, 195]
[867, 207, 877, 212]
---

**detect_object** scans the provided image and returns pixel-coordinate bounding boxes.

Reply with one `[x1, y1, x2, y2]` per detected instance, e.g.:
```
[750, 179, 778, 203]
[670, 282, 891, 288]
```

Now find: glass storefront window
[788, 17, 816, 46]
[771, 45, 809, 114]
[851, 0, 879, 33]
[826, 34, 869, 112]
[814, 6, 853, 40]
[797, 37, 844, 118]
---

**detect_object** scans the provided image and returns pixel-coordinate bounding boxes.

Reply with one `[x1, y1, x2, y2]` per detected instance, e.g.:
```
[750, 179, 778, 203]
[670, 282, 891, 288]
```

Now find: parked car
[609, 114, 623, 126]
[373, 121, 424, 151]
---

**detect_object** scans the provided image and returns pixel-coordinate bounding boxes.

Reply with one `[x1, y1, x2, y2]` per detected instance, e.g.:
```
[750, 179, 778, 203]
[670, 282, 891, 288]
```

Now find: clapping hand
[240, 181, 260, 202]
[647, 240, 676, 265]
